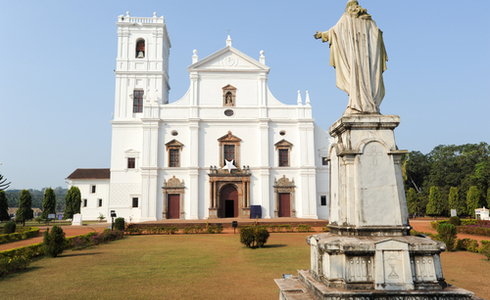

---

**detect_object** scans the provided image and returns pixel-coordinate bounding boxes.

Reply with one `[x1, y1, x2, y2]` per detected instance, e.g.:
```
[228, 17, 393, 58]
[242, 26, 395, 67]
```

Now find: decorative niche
[222, 84, 236, 107]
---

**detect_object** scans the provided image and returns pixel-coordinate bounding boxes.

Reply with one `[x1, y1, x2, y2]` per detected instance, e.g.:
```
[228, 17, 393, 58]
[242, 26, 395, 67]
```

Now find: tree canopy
[15, 189, 33, 225]
[41, 187, 56, 219]
[404, 142, 490, 216]
[0, 191, 9, 221]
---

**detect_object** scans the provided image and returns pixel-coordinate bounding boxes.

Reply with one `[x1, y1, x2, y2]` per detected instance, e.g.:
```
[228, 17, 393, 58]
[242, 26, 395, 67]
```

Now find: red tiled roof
[66, 168, 110, 180]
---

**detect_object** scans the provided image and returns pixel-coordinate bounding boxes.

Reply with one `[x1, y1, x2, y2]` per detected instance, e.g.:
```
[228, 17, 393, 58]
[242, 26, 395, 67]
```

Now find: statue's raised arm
[315, 0, 388, 115]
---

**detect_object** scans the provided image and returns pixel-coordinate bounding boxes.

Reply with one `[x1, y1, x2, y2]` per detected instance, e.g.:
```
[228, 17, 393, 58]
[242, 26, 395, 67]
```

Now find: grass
[0, 233, 488, 299]
[0, 233, 310, 300]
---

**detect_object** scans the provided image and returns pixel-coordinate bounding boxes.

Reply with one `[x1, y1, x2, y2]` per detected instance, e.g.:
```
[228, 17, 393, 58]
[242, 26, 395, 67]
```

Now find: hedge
[0, 227, 40, 245]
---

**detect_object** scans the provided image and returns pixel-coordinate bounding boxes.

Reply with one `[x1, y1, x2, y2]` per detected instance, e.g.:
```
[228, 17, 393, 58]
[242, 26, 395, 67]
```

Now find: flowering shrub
[0, 255, 30, 277]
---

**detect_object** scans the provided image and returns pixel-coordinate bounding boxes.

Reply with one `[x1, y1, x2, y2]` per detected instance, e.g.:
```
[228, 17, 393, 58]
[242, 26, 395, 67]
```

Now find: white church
[66, 12, 331, 222]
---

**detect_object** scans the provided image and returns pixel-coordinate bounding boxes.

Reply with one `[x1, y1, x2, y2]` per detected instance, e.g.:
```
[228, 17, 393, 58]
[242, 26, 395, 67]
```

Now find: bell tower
[113, 12, 171, 120]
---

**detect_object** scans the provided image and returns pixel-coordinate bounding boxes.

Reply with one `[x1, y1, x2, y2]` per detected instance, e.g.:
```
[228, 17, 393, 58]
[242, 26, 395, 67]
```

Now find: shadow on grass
[0, 266, 43, 280]
[59, 252, 102, 258]
[262, 244, 287, 248]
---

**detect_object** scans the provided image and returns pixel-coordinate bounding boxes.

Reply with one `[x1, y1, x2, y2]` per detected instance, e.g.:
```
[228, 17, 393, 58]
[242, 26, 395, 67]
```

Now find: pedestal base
[276, 270, 477, 300]
[208, 208, 218, 219]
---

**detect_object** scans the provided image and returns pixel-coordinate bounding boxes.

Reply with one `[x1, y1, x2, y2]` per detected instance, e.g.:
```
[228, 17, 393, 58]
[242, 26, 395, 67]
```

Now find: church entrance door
[279, 193, 290, 217]
[220, 185, 238, 218]
[168, 194, 180, 219]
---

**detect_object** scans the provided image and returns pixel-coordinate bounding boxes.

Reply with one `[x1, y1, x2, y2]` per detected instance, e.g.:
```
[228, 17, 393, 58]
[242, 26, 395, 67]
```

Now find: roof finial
[259, 50, 265, 64]
[297, 90, 302, 105]
[192, 49, 198, 63]
[226, 30, 232, 47]
[305, 90, 311, 105]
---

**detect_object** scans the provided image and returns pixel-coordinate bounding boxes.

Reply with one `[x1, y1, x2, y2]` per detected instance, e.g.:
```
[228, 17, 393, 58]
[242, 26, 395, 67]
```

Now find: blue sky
[1, 1, 489, 190]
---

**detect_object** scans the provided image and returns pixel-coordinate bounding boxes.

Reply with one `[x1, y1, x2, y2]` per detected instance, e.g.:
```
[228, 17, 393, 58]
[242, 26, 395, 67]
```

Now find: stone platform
[276, 270, 478, 300]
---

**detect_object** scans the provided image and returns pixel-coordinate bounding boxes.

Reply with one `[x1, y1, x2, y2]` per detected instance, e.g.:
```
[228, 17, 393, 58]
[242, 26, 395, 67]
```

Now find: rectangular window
[98, 199, 102, 207]
[279, 149, 289, 167]
[132, 197, 139, 208]
[224, 145, 235, 162]
[133, 90, 144, 113]
[321, 195, 327, 206]
[91, 185, 96, 194]
[83, 199, 87, 207]
[322, 157, 328, 166]
[127, 157, 136, 169]
[169, 149, 180, 167]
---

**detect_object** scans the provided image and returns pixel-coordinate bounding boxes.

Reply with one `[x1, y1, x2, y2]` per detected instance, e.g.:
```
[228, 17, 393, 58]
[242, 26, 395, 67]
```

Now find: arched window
[135, 39, 145, 58]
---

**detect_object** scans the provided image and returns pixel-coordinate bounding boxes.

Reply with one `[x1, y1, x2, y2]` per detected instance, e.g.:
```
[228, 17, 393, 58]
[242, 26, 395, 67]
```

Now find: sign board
[450, 209, 457, 217]
[48, 214, 56, 219]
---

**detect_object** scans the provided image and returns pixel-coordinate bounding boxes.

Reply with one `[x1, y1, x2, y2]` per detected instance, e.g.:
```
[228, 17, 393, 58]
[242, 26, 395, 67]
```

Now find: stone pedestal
[328, 115, 409, 237]
[276, 115, 478, 299]
[208, 208, 218, 219]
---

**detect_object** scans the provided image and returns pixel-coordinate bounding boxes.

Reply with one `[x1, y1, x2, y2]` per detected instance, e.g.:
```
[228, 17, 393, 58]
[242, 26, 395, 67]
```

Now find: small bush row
[410, 228, 490, 260]
[126, 226, 180, 235]
[237, 224, 315, 233]
[0, 227, 40, 244]
[431, 219, 478, 229]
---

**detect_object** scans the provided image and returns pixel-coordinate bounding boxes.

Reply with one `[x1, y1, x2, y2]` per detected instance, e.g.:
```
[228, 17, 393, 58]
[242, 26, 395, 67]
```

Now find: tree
[0, 190, 10, 221]
[63, 186, 81, 219]
[0, 173, 10, 191]
[43, 225, 66, 257]
[448, 187, 464, 216]
[487, 187, 490, 208]
[466, 186, 480, 217]
[15, 189, 33, 226]
[406, 188, 418, 215]
[426, 186, 443, 218]
[41, 188, 56, 220]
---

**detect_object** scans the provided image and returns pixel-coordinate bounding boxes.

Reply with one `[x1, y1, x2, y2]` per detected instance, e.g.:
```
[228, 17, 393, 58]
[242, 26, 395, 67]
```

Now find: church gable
[217, 131, 242, 143]
[188, 46, 269, 72]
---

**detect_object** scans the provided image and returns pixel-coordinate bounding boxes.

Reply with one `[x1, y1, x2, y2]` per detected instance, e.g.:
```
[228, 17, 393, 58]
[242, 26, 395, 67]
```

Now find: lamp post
[110, 210, 117, 231]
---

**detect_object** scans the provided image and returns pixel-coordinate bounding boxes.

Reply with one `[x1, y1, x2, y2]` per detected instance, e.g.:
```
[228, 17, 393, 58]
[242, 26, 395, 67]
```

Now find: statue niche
[222, 84, 236, 106]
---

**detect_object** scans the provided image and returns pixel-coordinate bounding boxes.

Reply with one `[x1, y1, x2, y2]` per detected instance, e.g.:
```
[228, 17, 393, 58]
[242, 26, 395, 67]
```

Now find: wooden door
[168, 194, 180, 219]
[279, 193, 290, 217]
[220, 185, 238, 218]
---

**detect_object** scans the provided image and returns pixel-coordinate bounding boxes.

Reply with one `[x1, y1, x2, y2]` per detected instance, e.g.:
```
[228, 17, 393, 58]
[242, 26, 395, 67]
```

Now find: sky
[0, 1, 489, 190]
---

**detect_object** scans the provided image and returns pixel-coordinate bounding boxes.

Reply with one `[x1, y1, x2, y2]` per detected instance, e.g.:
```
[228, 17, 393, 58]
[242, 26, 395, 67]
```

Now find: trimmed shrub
[0, 255, 30, 277]
[296, 224, 313, 233]
[43, 225, 66, 257]
[437, 223, 457, 251]
[457, 226, 490, 237]
[3, 222, 16, 234]
[0, 227, 40, 244]
[114, 218, 125, 231]
[480, 240, 490, 260]
[449, 216, 461, 226]
[240, 225, 270, 248]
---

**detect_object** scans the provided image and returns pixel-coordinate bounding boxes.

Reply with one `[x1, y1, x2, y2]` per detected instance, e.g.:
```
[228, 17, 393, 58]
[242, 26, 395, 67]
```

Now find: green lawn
[0, 233, 311, 300]
[1, 233, 488, 299]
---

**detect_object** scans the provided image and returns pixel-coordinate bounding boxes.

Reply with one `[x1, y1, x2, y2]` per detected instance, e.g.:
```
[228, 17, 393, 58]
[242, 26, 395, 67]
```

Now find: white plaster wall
[69, 179, 110, 221]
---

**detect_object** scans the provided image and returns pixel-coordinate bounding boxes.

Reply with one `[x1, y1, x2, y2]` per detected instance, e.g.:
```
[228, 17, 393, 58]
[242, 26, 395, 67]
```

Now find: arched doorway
[220, 185, 238, 218]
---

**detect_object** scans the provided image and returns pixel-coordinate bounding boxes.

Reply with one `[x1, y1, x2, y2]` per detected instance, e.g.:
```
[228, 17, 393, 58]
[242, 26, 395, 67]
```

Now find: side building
[67, 13, 330, 222]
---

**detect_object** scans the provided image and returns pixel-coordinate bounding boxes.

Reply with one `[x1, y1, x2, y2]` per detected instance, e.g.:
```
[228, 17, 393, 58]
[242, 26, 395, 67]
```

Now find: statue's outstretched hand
[314, 31, 323, 39]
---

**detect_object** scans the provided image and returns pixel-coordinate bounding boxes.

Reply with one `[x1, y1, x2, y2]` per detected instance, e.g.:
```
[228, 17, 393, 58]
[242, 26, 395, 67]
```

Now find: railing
[118, 12, 165, 24]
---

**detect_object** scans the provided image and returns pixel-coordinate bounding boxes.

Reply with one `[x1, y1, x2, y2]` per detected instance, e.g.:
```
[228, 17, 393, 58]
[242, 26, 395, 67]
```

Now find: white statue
[315, 0, 388, 115]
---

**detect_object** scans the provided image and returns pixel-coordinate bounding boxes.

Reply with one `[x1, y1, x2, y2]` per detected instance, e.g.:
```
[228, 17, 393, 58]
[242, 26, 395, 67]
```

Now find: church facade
[66, 13, 330, 222]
